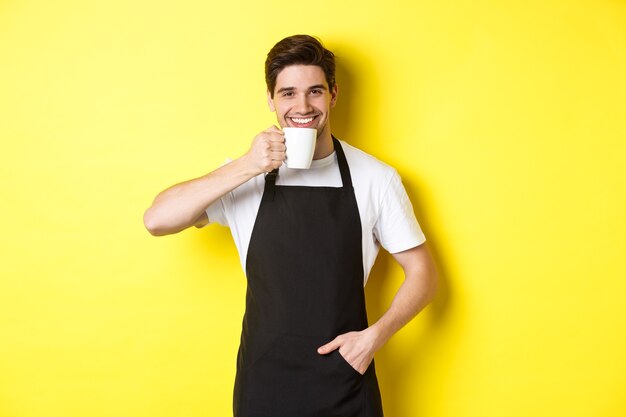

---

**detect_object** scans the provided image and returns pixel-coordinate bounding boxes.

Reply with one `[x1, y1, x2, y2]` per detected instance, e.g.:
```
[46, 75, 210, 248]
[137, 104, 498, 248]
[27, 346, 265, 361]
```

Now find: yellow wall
[1, 0, 625, 416]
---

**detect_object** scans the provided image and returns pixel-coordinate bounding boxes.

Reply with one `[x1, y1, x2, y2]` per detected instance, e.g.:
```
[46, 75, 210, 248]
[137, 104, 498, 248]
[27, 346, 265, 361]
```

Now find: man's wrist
[234, 153, 264, 178]
[367, 323, 389, 352]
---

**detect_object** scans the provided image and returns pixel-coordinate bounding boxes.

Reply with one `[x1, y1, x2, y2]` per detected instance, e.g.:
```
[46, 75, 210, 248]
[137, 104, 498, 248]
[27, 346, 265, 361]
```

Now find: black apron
[234, 138, 384, 417]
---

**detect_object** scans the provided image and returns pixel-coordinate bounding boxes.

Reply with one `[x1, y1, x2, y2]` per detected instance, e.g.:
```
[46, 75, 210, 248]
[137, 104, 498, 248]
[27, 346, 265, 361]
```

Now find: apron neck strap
[333, 137, 353, 189]
[262, 169, 279, 202]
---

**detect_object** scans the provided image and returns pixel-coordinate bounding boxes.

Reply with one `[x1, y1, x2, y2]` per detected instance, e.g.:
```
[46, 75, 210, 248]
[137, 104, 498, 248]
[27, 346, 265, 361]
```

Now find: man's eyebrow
[276, 87, 295, 94]
[275, 85, 328, 94]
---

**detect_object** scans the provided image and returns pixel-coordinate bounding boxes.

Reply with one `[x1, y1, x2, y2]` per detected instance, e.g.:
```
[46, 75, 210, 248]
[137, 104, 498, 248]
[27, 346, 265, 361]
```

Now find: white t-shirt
[205, 140, 426, 285]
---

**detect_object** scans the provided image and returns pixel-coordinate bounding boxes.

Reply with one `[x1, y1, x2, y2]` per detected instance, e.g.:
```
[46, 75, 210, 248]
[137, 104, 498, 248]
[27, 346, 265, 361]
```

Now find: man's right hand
[243, 126, 286, 174]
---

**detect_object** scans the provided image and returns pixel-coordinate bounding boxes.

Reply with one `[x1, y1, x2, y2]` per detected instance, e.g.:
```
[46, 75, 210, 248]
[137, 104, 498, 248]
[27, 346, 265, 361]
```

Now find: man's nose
[294, 94, 313, 114]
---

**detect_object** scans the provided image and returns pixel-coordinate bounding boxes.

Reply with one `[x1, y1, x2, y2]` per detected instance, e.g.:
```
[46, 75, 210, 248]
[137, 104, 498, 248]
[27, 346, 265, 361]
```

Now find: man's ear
[330, 84, 338, 108]
[267, 90, 276, 112]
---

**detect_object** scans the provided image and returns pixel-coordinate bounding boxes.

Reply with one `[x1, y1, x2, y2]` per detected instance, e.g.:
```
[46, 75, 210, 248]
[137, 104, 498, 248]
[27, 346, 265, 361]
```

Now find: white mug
[283, 128, 316, 169]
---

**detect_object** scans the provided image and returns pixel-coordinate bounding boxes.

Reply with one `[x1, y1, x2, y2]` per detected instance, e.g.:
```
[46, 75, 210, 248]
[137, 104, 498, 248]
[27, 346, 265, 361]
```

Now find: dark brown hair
[265, 34, 336, 97]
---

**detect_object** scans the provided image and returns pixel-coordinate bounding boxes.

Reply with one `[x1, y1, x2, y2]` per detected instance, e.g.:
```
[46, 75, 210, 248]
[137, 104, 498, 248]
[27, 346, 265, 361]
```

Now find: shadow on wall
[331, 53, 355, 144]
[332, 43, 452, 416]
[331, 44, 383, 150]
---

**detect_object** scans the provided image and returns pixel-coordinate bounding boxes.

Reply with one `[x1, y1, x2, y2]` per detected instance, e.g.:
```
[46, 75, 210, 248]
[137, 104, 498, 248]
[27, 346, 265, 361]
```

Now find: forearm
[143, 154, 260, 236]
[370, 273, 435, 349]
[369, 246, 438, 350]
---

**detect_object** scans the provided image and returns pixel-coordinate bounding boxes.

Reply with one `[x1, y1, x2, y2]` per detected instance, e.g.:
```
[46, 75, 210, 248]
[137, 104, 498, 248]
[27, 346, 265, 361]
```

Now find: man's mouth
[288, 115, 318, 128]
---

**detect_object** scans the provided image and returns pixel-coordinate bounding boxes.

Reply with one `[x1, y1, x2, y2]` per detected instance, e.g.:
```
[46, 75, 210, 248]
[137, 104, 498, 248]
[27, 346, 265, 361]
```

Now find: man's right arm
[143, 126, 285, 236]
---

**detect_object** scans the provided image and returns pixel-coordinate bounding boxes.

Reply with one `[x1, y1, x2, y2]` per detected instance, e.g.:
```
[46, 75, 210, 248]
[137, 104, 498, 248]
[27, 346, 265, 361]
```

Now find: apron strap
[333, 137, 353, 189]
[262, 169, 279, 201]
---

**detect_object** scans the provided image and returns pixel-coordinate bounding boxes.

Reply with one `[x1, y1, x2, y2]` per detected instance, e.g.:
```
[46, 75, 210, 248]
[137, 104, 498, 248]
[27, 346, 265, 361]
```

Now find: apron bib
[234, 138, 384, 417]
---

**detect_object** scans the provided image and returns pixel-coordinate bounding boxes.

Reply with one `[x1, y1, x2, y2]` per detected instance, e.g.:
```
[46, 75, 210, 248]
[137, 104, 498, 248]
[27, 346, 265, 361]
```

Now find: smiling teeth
[291, 117, 314, 124]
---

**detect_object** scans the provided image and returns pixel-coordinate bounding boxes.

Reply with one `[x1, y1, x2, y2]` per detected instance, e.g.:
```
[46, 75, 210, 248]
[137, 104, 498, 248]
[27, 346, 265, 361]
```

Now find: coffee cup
[283, 127, 316, 169]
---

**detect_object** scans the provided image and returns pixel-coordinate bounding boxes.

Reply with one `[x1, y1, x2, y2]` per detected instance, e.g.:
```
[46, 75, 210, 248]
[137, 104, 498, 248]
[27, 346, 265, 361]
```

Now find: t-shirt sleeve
[373, 171, 426, 253]
[205, 195, 229, 226]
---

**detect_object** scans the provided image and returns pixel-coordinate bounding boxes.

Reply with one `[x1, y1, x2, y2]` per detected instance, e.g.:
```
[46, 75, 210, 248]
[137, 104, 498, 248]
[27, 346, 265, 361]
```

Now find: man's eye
[282, 91, 294, 97]
[310, 89, 322, 95]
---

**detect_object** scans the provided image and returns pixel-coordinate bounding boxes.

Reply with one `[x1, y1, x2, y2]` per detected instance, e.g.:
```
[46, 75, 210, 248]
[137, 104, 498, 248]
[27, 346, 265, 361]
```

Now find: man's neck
[313, 127, 334, 160]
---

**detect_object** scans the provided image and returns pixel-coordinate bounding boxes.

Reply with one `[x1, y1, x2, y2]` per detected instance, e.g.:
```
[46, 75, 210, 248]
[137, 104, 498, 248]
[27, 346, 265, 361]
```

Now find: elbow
[423, 247, 439, 303]
[428, 267, 439, 302]
[143, 208, 170, 236]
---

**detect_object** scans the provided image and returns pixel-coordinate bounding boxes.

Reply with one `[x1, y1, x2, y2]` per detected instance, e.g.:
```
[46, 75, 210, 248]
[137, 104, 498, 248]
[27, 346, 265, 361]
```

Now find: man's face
[267, 65, 338, 137]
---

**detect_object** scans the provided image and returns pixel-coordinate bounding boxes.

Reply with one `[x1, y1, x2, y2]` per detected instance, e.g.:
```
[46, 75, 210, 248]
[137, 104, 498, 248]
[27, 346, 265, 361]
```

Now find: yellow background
[1, 0, 625, 416]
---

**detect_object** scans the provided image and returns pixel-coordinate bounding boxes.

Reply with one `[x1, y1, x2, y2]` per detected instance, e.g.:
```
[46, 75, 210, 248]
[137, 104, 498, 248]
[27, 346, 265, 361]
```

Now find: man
[144, 34, 437, 417]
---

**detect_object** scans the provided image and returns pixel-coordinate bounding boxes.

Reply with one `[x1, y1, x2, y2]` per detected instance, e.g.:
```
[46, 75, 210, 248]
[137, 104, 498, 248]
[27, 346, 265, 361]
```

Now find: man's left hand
[317, 328, 380, 375]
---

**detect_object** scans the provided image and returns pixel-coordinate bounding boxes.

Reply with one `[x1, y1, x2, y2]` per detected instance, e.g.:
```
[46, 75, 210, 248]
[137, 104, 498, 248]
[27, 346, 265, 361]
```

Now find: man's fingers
[317, 337, 341, 355]
[248, 127, 286, 173]
[269, 135, 285, 144]
[270, 145, 286, 155]
[269, 150, 285, 159]
[258, 126, 283, 141]
[264, 126, 285, 141]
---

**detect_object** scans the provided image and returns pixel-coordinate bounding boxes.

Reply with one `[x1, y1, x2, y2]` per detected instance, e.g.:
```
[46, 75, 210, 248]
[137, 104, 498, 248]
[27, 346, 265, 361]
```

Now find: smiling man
[143, 35, 437, 417]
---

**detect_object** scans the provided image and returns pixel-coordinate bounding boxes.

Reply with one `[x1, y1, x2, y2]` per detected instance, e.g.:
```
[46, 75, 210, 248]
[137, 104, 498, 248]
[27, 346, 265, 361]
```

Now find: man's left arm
[317, 243, 438, 374]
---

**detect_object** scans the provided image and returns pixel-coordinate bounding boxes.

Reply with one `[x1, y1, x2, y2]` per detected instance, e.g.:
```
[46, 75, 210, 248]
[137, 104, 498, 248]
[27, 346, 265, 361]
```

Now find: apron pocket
[243, 333, 364, 416]
[333, 349, 366, 377]
[239, 332, 280, 375]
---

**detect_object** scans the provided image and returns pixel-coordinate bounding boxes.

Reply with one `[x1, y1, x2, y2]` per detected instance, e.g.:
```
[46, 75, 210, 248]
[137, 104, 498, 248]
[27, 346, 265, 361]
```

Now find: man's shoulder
[339, 140, 398, 181]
